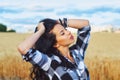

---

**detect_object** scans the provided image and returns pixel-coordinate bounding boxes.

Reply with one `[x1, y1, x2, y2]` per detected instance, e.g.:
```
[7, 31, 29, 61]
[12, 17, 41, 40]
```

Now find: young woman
[18, 18, 91, 80]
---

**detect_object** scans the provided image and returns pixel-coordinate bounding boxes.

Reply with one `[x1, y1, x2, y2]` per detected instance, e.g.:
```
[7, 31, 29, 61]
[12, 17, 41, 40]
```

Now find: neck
[57, 46, 74, 62]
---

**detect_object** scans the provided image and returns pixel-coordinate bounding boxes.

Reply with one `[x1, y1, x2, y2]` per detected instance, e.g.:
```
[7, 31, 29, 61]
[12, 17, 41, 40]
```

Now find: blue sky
[0, 0, 120, 32]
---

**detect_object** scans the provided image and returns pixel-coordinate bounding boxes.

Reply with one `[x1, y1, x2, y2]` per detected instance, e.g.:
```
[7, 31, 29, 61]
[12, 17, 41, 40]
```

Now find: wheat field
[0, 32, 120, 80]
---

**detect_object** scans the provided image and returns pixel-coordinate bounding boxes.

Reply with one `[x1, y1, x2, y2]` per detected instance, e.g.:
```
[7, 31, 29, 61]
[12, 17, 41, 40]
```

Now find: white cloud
[88, 11, 120, 25]
[0, 0, 120, 32]
[1, 0, 118, 10]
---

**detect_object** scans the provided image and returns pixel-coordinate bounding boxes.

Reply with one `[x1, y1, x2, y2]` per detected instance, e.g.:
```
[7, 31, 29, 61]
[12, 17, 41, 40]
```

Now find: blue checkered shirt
[22, 25, 91, 80]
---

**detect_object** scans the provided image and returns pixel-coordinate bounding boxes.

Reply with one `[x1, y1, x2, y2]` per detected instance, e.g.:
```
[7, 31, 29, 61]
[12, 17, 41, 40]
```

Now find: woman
[18, 18, 91, 80]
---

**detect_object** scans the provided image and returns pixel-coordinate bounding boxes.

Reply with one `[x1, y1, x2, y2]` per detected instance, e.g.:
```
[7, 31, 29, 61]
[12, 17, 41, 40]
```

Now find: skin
[17, 19, 89, 62]
[51, 24, 75, 62]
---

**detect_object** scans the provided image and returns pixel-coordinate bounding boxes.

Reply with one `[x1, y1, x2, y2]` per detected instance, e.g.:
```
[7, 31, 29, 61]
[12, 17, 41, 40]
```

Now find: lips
[70, 35, 74, 40]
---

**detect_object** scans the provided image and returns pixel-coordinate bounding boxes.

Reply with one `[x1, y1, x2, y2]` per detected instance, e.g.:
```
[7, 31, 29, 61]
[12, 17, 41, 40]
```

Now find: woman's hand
[17, 22, 46, 55]
[37, 22, 45, 34]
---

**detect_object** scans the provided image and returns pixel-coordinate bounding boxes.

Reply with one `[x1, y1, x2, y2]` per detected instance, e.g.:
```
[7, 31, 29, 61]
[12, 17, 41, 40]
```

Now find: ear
[54, 43, 60, 48]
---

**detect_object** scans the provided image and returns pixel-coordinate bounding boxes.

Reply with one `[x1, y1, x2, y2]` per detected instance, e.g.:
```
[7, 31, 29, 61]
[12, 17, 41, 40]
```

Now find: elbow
[17, 44, 26, 55]
[85, 20, 90, 26]
[82, 20, 90, 27]
[78, 19, 90, 27]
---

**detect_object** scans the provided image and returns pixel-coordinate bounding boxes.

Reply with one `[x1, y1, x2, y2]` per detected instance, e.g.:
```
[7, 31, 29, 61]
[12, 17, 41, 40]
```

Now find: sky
[0, 0, 120, 33]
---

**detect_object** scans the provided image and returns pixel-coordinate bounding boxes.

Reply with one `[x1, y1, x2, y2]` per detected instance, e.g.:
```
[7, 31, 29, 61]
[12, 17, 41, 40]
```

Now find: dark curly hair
[30, 18, 74, 80]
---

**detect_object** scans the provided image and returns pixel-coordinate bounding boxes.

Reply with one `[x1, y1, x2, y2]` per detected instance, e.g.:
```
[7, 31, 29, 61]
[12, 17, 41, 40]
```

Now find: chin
[69, 41, 75, 46]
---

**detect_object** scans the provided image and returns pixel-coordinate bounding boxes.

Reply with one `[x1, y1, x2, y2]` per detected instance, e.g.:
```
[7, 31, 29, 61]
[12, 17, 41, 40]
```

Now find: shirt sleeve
[22, 48, 51, 71]
[75, 25, 91, 58]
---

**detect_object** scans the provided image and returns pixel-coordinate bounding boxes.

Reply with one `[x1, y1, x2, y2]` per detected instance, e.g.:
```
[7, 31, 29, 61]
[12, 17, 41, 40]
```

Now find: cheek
[56, 36, 75, 46]
[56, 36, 68, 45]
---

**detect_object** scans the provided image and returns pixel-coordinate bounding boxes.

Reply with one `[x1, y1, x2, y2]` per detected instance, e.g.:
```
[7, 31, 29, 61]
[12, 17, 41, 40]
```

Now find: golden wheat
[0, 32, 120, 80]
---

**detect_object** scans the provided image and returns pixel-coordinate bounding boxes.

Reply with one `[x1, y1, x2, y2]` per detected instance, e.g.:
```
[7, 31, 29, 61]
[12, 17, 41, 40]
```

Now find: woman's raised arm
[17, 22, 45, 55]
[67, 19, 89, 29]
[58, 18, 89, 29]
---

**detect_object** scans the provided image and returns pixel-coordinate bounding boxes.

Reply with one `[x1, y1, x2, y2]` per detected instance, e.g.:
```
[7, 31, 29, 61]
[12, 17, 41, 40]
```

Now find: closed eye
[60, 30, 65, 35]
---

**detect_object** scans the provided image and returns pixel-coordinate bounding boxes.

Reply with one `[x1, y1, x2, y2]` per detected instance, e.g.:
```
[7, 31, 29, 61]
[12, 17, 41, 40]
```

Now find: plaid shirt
[22, 25, 91, 80]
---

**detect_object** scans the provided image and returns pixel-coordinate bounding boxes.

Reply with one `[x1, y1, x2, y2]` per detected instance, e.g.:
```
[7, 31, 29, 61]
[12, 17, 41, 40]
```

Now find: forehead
[51, 24, 64, 34]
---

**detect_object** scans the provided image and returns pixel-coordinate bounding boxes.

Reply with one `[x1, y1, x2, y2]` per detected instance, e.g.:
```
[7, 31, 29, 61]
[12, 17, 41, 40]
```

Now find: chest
[47, 52, 86, 80]
[47, 65, 79, 80]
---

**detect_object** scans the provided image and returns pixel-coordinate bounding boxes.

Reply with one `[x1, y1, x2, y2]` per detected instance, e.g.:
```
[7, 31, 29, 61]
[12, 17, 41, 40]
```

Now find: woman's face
[51, 24, 75, 47]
